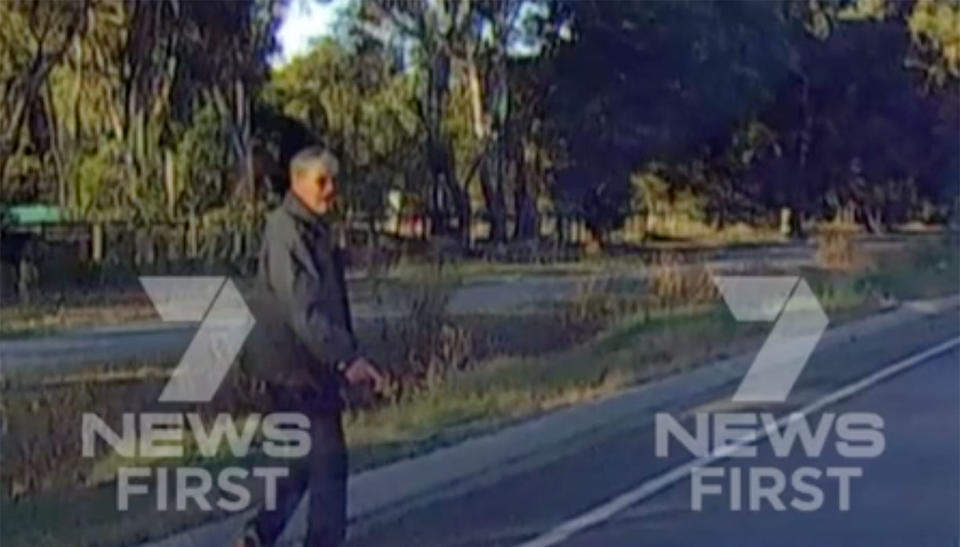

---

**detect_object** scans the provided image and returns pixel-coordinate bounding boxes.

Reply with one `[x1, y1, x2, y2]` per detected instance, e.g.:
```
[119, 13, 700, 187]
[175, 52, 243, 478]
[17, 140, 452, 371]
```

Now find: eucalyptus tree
[541, 0, 790, 240]
[0, 0, 88, 202]
[352, 0, 471, 241]
[907, 0, 960, 85]
[2, 0, 286, 223]
[265, 38, 422, 230]
[743, 0, 958, 233]
[354, 0, 563, 243]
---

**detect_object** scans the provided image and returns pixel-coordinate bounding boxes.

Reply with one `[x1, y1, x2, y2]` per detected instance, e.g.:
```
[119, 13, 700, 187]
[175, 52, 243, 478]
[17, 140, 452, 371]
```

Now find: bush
[815, 223, 870, 272]
[647, 252, 718, 309]
[369, 266, 474, 401]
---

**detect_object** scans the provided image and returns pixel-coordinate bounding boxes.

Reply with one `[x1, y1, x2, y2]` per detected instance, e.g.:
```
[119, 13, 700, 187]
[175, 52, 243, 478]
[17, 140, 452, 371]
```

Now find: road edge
[144, 294, 959, 547]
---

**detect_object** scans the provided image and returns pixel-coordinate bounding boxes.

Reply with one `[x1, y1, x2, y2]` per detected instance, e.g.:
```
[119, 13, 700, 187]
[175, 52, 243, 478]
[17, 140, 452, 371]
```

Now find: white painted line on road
[515, 336, 960, 547]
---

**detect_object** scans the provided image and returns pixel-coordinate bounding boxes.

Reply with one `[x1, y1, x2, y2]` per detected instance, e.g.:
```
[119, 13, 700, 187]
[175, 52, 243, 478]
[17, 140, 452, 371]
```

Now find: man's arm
[269, 230, 358, 368]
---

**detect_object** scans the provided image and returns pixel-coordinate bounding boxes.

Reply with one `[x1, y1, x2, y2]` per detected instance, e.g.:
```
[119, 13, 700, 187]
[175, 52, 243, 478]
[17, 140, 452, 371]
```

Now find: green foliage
[908, 0, 960, 84]
[541, 0, 958, 238]
[2, 0, 957, 243]
[266, 40, 423, 217]
[633, 170, 708, 226]
[2, 0, 286, 224]
[74, 143, 119, 217]
[175, 105, 233, 214]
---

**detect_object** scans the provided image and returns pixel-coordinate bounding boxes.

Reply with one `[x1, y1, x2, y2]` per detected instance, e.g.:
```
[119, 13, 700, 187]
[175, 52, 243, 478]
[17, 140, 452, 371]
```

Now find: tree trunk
[164, 148, 176, 217]
[479, 160, 507, 243]
[427, 137, 470, 248]
[513, 146, 538, 240]
[862, 205, 885, 234]
[788, 206, 804, 239]
[443, 142, 471, 246]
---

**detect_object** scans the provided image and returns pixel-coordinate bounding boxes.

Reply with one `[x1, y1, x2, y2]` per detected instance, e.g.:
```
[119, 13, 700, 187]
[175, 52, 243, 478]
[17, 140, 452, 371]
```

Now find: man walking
[240, 146, 386, 546]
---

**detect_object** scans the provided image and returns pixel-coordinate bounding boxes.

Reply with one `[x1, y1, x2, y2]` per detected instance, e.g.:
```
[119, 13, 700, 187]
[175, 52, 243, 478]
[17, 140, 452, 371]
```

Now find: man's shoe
[234, 526, 263, 547]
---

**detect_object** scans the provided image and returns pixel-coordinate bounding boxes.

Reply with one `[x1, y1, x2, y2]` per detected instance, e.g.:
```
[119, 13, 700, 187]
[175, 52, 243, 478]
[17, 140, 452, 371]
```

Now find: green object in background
[4, 204, 64, 225]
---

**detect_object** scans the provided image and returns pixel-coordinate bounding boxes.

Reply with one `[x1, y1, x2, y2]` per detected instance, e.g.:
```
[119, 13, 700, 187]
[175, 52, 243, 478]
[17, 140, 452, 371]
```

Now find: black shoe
[234, 526, 263, 547]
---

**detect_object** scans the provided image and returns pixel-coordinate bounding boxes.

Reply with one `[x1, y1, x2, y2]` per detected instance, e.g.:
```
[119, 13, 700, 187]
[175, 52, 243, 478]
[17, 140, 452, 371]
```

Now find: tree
[908, 0, 960, 85]
[541, 0, 790, 240]
[541, 0, 958, 239]
[747, 2, 957, 233]
[0, 0, 88, 201]
[2, 0, 286, 223]
[265, 38, 422, 229]
[355, 0, 564, 244]
[354, 0, 473, 242]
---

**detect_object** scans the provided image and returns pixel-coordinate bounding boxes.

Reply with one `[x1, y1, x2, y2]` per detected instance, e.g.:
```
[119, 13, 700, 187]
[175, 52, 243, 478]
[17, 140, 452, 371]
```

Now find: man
[240, 146, 386, 547]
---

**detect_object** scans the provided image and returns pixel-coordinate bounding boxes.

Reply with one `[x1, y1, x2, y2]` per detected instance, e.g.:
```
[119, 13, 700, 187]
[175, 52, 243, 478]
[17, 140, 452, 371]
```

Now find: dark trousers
[252, 386, 347, 547]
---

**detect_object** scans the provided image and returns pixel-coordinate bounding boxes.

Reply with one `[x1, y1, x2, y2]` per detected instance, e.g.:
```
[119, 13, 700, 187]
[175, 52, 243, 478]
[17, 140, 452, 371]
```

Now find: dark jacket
[244, 193, 357, 408]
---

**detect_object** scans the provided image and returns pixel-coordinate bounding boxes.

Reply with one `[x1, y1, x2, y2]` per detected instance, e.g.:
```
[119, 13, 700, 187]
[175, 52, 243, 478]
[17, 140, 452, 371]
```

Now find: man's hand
[341, 356, 388, 394]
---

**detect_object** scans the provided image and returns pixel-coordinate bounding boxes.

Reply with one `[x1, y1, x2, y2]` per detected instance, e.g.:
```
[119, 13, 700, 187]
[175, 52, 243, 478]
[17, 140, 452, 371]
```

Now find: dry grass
[815, 223, 871, 272]
[642, 218, 784, 246]
[647, 252, 719, 308]
[861, 234, 959, 300]
[364, 267, 473, 399]
[0, 298, 158, 337]
[562, 253, 719, 330]
[344, 304, 753, 467]
[2, 236, 957, 546]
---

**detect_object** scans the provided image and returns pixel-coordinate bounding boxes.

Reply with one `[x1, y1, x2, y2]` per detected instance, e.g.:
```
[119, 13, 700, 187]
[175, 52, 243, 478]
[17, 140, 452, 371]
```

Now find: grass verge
[1, 236, 956, 546]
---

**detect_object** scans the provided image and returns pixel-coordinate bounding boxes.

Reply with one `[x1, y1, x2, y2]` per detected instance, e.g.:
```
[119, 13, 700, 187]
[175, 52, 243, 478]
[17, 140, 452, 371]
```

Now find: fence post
[232, 229, 243, 261]
[187, 213, 198, 259]
[91, 222, 103, 263]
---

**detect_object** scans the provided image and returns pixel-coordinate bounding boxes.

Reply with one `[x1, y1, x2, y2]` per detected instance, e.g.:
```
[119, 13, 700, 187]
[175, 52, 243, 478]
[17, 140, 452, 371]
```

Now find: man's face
[296, 169, 337, 213]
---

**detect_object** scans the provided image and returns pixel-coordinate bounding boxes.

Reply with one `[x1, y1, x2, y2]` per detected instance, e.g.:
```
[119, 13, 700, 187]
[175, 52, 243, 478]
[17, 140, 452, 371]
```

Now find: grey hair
[290, 146, 339, 179]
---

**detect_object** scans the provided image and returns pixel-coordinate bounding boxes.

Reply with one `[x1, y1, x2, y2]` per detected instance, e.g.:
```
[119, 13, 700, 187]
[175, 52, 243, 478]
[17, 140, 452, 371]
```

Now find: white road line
[515, 336, 960, 547]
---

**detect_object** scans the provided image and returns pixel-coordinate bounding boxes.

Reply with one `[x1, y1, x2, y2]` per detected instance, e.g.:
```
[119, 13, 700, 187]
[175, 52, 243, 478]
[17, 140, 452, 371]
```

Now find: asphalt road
[0, 246, 816, 372]
[0, 233, 939, 372]
[348, 315, 960, 547]
[560, 347, 960, 547]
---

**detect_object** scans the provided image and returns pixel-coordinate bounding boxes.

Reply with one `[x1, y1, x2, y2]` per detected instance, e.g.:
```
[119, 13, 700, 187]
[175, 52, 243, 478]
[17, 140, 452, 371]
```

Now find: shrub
[647, 252, 718, 309]
[815, 223, 870, 272]
[370, 266, 474, 401]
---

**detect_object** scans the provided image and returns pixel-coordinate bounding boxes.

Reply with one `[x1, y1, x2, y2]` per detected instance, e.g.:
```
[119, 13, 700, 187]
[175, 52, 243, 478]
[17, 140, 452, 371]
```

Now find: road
[560, 347, 959, 547]
[0, 243, 820, 372]
[348, 316, 959, 547]
[6, 234, 931, 373]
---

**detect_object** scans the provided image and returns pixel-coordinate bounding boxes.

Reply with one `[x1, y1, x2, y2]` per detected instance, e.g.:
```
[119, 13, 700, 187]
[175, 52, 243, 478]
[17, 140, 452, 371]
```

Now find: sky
[273, 0, 561, 66]
[274, 0, 346, 65]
